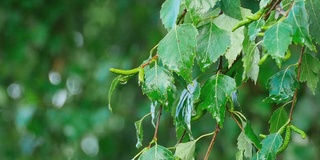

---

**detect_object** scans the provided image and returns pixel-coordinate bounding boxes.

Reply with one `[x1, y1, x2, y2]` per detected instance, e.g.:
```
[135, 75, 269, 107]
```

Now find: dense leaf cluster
[109, 0, 320, 159]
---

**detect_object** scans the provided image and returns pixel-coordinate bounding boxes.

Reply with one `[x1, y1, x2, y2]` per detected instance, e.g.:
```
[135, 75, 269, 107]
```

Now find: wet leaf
[158, 24, 198, 83]
[300, 53, 320, 94]
[265, 67, 299, 103]
[269, 107, 288, 133]
[142, 65, 176, 107]
[175, 80, 200, 134]
[160, 0, 181, 30]
[174, 140, 196, 160]
[199, 74, 236, 127]
[139, 144, 175, 160]
[197, 22, 230, 71]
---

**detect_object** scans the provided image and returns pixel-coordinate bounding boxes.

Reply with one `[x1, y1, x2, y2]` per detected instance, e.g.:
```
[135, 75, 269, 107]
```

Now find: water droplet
[119, 81, 127, 85]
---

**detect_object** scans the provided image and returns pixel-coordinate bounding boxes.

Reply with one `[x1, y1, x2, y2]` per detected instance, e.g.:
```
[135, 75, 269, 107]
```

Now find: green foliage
[263, 22, 293, 66]
[300, 53, 320, 94]
[252, 133, 283, 160]
[185, 0, 216, 24]
[284, 0, 315, 50]
[142, 65, 176, 107]
[107, 0, 320, 159]
[197, 22, 231, 71]
[175, 80, 200, 134]
[306, 0, 320, 44]
[220, 0, 242, 20]
[139, 145, 175, 160]
[158, 24, 198, 83]
[269, 106, 288, 133]
[242, 32, 260, 83]
[237, 132, 253, 158]
[160, 0, 181, 30]
[199, 74, 236, 127]
[265, 67, 299, 103]
[174, 140, 196, 160]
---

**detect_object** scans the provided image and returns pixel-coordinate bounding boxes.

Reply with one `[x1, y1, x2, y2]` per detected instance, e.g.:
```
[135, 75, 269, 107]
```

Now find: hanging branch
[203, 124, 221, 160]
[289, 46, 305, 121]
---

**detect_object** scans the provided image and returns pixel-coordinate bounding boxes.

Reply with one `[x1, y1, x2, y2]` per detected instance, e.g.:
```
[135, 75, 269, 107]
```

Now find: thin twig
[264, 0, 282, 19]
[177, 129, 187, 144]
[204, 124, 221, 160]
[177, 9, 187, 24]
[229, 111, 244, 132]
[289, 46, 305, 121]
[141, 54, 158, 68]
[149, 105, 163, 148]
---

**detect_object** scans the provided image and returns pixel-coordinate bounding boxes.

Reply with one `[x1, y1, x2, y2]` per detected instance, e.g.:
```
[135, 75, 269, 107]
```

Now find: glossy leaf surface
[197, 22, 230, 71]
[160, 0, 181, 30]
[199, 74, 236, 127]
[174, 140, 196, 160]
[158, 24, 198, 83]
[269, 107, 288, 133]
[139, 145, 175, 160]
[265, 68, 298, 103]
[142, 65, 176, 106]
[300, 53, 320, 94]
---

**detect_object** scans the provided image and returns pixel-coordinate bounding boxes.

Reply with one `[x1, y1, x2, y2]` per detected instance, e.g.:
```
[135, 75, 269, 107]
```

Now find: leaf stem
[141, 54, 158, 68]
[289, 46, 305, 121]
[177, 129, 187, 144]
[149, 105, 163, 148]
[132, 147, 148, 160]
[229, 110, 244, 132]
[203, 125, 220, 160]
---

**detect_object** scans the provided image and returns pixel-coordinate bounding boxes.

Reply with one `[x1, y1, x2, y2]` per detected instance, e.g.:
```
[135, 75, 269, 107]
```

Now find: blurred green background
[0, 0, 319, 159]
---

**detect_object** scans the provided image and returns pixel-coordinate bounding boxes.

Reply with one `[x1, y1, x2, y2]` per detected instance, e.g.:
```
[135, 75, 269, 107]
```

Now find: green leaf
[269, 107, 288, 133]
[134, 120, 143, 148]
[242, 33, 260, 83]
[139, 144, 175, 160]
[199, 74, 236, 127]
[265, 67, 299, 103]
[175, 80, 200, 134]
[248, 19, 265, 41]
[306, 0, 320, 44]
[252, 133, 283, 160]
[236, 150, 244, 160]
[197, 22, 231, 71]
[108, 75, 121, 112]
[142, 65, 176, 106]
[284, 0, 315, 50]
[108, 75, 133, 112]
[220, 0, 242, 20]
[160, 0, 181, 30]
[300, 53, 320, 94]
[185, 0, 216, 24]
[158, 24, 198, 83]
[260, 0, 271, 8]
[237, 132, 253, 158]
[244, 121, 262, 149]
[263, 22, 293, 67]
[174, 140, 196, 160]
[213, 14, 245, 68]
